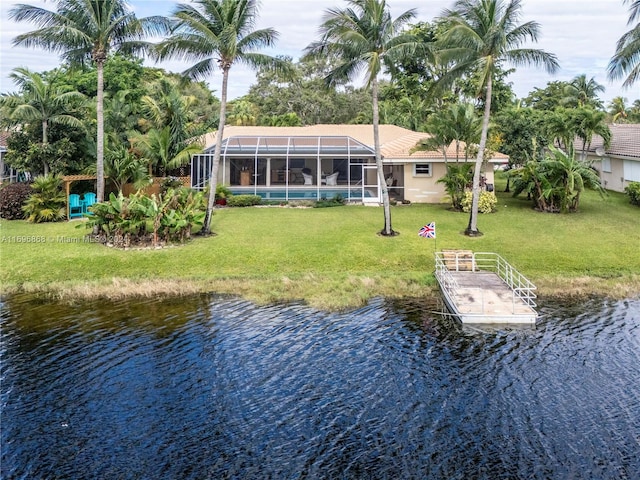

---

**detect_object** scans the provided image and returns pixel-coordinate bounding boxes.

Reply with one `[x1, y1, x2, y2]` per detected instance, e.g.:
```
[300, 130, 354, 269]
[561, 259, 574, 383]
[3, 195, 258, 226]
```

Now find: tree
[10, 0, 166, 202]
[608, 96, 629, 123]
[305, 0, 422, 236]
[563, 74, 605, 109]
[573, 107, 611, 157]
[0, 68, 85, 175]
[511, 146, 605, 213]
[439, 0, 559, 236]
[156, 0, 285, 235]
[608, 0, 640, 87]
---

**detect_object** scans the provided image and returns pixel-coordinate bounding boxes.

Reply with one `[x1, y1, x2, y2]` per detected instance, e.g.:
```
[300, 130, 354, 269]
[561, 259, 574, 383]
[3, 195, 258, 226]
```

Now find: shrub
[160, 176, 183, 195]
[0, 182, 32, 220]
[83, 187, 206, 247]
[226, 194, 262, 207]
[624, 182, 640, 206]
[22, 174, 67, 223]
[315, 194, 346, 208]
[462, 191, 497, 214]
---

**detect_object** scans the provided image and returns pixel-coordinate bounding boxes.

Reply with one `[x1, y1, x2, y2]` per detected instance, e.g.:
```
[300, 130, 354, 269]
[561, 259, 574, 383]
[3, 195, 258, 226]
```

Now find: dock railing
[435, 251, 537, 310]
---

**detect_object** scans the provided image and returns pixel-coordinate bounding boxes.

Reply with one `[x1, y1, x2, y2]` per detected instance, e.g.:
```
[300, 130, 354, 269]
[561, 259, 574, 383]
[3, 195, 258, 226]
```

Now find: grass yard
[1, 180, 639, 310]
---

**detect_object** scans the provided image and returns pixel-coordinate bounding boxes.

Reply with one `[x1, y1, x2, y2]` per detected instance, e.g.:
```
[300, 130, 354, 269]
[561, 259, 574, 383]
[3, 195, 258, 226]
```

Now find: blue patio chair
[82, 192, 97, 214]
[68, 194, 83, 219]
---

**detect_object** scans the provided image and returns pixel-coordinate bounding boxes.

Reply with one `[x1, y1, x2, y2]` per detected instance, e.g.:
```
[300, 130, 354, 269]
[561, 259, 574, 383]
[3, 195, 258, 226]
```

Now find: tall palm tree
[573, 107, 611, 157]
[439, 0, 559, 236]
[10, 0, 166, 201]
[608, 0, 640, 87]
[563, 74, 605, 109]
[305, 0, 423, 236]
[608, 96, 629, 123]
[0, 67, 85, 175]
[156, 0, 284, 235]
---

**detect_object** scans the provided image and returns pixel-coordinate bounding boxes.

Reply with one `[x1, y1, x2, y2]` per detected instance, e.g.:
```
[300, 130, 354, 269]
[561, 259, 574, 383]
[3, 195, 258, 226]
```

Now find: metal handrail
[435, 251, 537, 312]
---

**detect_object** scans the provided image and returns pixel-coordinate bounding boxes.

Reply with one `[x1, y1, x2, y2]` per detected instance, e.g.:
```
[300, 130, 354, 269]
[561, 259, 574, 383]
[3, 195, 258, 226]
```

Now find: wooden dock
[435, 251, 538, 324]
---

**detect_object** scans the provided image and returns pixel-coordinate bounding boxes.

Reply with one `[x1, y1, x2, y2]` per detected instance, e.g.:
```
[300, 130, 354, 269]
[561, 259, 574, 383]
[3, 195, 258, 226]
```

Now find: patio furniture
[323, 171, 339, 186]
[302, 168, 313, 185]
[68, 194, 83, 219]
[82, 192, 97, 213]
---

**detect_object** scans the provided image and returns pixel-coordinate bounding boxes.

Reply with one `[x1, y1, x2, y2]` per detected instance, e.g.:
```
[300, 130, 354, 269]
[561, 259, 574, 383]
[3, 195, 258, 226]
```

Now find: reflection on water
[1, 294, 639, 479]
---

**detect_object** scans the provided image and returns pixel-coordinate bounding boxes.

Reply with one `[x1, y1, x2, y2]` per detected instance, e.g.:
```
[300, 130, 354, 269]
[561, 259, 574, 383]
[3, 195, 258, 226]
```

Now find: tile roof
[575, 123, 640, 159]
[200, 124, 508, 162]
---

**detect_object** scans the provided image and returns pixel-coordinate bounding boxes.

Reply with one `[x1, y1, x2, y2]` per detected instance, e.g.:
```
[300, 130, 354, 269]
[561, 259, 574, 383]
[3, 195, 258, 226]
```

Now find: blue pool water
[230, 187, 375, 200]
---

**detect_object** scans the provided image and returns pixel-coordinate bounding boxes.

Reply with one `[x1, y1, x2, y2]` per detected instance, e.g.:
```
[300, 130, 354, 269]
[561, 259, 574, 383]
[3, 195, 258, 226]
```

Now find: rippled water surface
[1, 294, 639, 479]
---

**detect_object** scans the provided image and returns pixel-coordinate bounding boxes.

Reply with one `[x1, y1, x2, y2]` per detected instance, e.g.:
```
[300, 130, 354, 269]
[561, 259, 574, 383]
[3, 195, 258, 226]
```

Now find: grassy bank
[1, 181, 639, 309]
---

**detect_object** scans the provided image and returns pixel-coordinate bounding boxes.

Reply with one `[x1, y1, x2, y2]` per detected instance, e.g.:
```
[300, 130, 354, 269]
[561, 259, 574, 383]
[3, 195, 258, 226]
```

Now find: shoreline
[2, 274, 639, 310]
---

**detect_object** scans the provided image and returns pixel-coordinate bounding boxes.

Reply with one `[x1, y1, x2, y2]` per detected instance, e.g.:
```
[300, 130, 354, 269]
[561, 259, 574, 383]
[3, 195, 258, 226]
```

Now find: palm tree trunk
[372, 77, 393, 236]
[465, 75, 492, 236]
[42, 119, 49, 175]
[203, 65, 229, 234]
[96, 61, 105, 202]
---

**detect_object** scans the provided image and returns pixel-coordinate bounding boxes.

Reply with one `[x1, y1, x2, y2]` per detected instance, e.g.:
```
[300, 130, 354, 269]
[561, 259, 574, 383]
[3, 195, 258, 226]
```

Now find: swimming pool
[230, 187, 377, 201]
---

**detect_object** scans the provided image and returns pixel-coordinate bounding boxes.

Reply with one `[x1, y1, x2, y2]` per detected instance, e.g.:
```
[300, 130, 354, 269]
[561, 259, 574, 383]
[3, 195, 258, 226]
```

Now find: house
[574, 123, 640, 193]
[0, 131, 17, 183]
[191, 124, 507, 204]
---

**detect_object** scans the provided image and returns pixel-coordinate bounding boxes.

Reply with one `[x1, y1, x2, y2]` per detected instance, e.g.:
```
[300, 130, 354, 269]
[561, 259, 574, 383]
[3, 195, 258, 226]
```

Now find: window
[624, 160, 640, 182]
[601, 157, 611, 173]
[413, 163, 432, 176]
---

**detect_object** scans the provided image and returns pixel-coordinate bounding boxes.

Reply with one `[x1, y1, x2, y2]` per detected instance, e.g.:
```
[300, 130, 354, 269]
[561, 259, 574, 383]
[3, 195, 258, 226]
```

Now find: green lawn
[1, 181, 639, 309]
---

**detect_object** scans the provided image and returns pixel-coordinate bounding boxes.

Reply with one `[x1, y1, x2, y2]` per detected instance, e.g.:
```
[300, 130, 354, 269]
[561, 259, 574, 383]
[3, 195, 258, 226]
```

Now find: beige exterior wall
[594, 155, 638, 193]
[399, 161, 496, 204]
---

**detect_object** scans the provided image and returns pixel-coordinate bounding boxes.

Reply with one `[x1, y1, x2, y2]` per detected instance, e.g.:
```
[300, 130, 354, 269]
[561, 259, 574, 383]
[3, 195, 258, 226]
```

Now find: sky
[1, 0, 639, 105]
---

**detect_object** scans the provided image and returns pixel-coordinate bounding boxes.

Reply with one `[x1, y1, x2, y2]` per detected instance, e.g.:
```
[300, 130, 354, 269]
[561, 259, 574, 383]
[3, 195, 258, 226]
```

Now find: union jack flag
[418, 222, 436, 238]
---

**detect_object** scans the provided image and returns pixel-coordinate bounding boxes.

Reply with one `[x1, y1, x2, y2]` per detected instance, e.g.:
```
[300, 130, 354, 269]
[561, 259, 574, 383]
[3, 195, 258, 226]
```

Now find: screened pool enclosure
[191, 135, 383, 202]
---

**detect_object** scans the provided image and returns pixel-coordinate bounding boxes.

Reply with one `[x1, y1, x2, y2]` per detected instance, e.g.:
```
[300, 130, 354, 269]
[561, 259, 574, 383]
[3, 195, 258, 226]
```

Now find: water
[1, 294, 639, 479]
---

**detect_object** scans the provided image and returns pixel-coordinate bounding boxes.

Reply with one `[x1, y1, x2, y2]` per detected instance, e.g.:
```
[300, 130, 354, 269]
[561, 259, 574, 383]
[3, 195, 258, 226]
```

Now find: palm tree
[0, 68, 85, 175]
[305, 0, 423, 236]
[10, 0, 166, 201]
[563, 74, 605, 109]
[608, 0, 640, 87]
[573, 107, 611, 157]
[439, 0, 559, 236]
[608, 96, 629, 123]
[156, 0, 285, 235]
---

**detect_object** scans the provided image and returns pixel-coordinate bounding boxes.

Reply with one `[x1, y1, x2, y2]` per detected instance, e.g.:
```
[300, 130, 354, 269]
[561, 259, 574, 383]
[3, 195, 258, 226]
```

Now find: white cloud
[1, 0, 638, 104]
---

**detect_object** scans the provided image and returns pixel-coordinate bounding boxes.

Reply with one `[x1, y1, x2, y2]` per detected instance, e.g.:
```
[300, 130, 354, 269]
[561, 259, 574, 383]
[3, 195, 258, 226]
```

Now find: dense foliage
[22, 174, 67, 223]
[83, 188, 206, 247]
[625, 181, 640, 206]
[0, 183, 32, 220]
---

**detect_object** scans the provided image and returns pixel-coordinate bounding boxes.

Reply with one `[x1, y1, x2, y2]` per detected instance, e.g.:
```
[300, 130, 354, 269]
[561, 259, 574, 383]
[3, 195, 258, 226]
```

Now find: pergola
[61, 174, 98, 220]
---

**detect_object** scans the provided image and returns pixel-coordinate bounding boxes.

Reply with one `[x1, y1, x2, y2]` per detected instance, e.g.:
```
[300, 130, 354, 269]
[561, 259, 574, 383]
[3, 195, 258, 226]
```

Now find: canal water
[1, 294, 639, 479]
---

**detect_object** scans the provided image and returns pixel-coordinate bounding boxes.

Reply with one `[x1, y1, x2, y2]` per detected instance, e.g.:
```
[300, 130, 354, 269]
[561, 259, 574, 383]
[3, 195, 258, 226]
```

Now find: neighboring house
[574, 124, 640, 193]
[191, 124, 507, 204]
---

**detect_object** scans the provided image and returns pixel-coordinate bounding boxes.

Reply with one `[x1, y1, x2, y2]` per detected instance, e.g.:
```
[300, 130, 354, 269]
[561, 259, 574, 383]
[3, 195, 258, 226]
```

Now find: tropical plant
[103, 145, 151, 193]
[0, 68, 86, 175]
[305, 0, 423, 236]
[573, 107, 611, 157]
[10, 0, 167, 202]
[437, 163, 474, 210]
[624, 181, 640, 206]
[22, 174, 67, 222]
[563, 74, 605, 109]
[83, 188, 205, 247]
[156, 0, 286, 235]
[438, 0, 559, 235]
[608, 96, 629, 123]
[608, 0, 640, 87]
[414, 102, 481, 163]
[461, 190, 497, 213]
[129, 126, 203, 175]
[511, 146, 605, 213]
